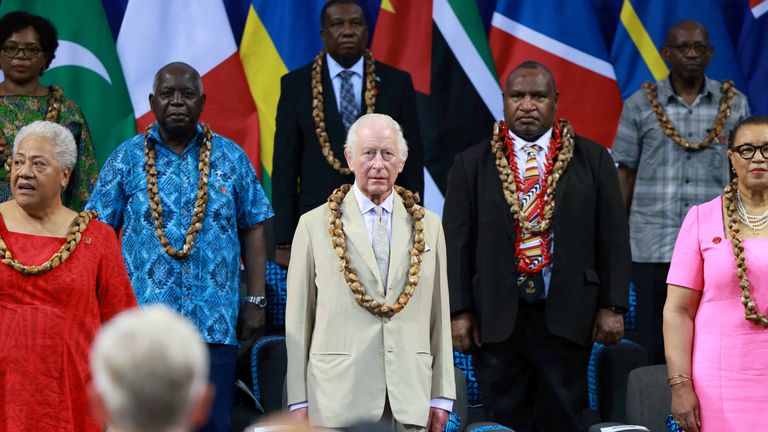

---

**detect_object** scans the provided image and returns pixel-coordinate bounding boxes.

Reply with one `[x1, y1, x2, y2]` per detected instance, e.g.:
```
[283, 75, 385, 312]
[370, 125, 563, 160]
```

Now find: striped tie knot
[522, 143, 541, 183]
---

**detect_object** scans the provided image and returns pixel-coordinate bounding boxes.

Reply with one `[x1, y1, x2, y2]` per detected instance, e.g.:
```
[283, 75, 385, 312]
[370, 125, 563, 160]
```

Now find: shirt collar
[148, 121, 204, 153]
[658, 76, 715, 104]
[352, 183, 395, 216]
[326, 52, 364, 80]
[509, 127, 553, 153]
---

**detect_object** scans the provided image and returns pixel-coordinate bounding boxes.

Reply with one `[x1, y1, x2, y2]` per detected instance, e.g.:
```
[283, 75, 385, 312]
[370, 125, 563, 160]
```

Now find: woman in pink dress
[0, 121, 137, 431]
[664, 115, 768, 432]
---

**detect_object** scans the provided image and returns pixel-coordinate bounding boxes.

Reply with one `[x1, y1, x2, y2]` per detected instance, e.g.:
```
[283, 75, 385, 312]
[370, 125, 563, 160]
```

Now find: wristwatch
[244, 295, 268, 309]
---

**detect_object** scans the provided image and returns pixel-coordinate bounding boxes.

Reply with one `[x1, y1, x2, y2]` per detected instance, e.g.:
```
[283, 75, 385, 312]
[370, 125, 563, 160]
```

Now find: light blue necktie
[372, 206, 390, 292]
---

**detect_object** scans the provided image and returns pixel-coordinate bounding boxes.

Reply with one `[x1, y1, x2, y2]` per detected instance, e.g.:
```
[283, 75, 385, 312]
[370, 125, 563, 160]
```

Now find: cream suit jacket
[285, 190, 455, 428]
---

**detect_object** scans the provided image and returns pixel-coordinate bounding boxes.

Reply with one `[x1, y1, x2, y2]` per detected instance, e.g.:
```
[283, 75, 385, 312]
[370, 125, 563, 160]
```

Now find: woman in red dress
[0, 120, 137, 431]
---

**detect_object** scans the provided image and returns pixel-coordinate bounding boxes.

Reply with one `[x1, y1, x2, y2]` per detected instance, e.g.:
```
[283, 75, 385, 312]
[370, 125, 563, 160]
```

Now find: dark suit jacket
[443, 134, 630, 346]
[272, 59, 424, 245]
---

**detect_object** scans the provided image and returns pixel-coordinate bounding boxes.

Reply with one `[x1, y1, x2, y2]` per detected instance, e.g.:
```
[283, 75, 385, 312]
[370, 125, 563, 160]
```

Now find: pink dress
[667, 195, 768, 430]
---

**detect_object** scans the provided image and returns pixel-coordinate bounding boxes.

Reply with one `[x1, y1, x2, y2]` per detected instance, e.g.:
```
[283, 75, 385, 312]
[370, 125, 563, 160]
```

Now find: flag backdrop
[737, 0, 768, 114]
[371, 0, 499, 213]
[115, 0, 260, 173]
[610, 0, 747, 100]
[0, 0, 764, 209]
[0, 0, 135, 165]
[490, 0, 623, 147]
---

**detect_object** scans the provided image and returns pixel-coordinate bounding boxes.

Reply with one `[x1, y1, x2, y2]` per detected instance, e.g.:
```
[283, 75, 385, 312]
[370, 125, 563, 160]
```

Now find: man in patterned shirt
[87, 62, 273, 432]
[613, 20, 749, 364]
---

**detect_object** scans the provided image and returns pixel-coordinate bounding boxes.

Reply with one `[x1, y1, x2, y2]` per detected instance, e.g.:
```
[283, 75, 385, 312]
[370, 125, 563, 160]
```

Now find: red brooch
[219, 186, 228, 194]
[84, 236, 92, 244]
[713, 236, 722, 244]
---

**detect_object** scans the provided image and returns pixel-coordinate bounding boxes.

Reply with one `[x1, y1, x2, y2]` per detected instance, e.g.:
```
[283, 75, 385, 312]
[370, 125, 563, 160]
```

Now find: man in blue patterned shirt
[87, 62, 273, 432]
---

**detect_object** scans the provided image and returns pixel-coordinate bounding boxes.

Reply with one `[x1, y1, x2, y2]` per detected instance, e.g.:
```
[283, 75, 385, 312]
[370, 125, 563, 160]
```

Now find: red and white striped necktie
[518, 143, 544, 270]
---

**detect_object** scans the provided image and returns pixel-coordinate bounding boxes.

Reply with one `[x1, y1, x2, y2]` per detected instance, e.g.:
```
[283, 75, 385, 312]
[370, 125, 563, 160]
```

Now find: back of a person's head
[90, 305, 210, 432]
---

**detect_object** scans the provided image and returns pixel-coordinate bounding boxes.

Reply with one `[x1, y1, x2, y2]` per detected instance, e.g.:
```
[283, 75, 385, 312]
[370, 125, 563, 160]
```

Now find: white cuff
[430, 398, 453, 412]
[289, 402, 308, 412]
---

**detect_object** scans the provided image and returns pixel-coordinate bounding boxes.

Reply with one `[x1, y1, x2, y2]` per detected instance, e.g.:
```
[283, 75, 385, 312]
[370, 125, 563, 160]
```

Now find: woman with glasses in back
[0, 11, 97, 210]
[664, 115, 768, 432]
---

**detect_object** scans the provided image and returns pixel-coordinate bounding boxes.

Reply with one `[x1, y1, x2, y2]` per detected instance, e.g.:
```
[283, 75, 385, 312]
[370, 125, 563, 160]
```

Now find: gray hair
[91, 306, 209, 432]
[13, 121, 77, 169]
[345, 113, 409, 161]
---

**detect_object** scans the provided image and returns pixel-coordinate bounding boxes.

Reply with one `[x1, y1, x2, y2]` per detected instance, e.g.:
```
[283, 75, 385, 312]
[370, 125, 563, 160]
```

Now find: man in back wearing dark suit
[272, 0, 423, 266]
[443, 61, 631, 431]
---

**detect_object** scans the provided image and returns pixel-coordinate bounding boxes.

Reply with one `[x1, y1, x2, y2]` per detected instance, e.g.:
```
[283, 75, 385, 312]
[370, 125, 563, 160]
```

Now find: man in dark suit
[272, 0, 423, 265]
[443, 61, 631, 431]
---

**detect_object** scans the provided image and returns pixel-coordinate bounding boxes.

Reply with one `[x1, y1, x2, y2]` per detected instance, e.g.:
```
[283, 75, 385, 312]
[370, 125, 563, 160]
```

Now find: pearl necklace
[736, 191, 768, 231]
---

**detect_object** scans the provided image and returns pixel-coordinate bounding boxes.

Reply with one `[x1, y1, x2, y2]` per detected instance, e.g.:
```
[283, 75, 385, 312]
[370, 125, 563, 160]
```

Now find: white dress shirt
[290, 184, 453, 413]
[509, 128, 554, 296]
[326, 53, 364, 114]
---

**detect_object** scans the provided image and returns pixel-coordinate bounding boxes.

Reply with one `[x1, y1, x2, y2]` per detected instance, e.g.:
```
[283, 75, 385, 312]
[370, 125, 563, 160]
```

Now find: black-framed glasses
[1, 44, 43, 58]
[732, 144, 768, 160]
[667, 43, 712, 55]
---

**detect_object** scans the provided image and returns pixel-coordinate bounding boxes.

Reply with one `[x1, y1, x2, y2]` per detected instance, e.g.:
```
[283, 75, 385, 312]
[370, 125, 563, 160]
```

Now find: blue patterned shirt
[86, 123, 274, 345]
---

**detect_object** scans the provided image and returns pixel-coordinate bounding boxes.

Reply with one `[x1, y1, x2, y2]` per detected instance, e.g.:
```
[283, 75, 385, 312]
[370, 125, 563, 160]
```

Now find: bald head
[152, 62, 203, 95]
[665, 20, 709, 46]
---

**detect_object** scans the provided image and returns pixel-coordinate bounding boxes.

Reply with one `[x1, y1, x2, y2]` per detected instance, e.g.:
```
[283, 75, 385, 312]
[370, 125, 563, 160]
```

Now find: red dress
[0, 215, 137, 431]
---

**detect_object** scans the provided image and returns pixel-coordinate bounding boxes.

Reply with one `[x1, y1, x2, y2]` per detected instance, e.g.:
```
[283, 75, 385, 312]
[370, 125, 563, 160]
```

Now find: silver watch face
[246, 295, 267, 308]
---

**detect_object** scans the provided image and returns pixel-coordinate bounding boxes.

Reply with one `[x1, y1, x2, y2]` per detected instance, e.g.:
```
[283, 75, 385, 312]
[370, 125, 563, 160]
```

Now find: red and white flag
[116, 0, 260, 171]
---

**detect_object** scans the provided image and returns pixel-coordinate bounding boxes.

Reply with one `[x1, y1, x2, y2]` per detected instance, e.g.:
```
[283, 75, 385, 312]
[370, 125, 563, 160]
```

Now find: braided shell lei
[643, 80, 734, 150]
[490, 119, 575, 234]
[0, 210, 97, 275]
[327, 184, 424, 318]
[311, 49, 377, 175]
[144, 123, 212, 259]
[723, 179, 768, 327]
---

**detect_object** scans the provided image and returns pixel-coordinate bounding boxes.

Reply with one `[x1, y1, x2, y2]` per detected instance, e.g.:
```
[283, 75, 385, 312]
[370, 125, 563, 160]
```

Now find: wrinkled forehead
[506, 69, 555, 95]
[357, 126, 397, 148]
[15, 134, 55, 156]
[153, 68, 202, 93]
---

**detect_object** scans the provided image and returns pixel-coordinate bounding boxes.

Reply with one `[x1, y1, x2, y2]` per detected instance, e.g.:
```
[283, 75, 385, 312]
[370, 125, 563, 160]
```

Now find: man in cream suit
[286, 113, 455, 431]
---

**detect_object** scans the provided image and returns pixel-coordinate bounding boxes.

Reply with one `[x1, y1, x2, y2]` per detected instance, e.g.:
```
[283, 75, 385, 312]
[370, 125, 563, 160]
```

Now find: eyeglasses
[732, 144, 768, 160]
[667, 43, 712, 55]
[1, 44, 43, 58]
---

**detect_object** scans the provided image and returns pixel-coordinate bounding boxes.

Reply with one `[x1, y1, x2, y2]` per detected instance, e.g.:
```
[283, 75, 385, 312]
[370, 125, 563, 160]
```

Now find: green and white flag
[0, 0, 136, 164]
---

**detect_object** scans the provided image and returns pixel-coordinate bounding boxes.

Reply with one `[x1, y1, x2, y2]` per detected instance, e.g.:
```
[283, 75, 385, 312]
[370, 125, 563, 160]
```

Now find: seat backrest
[625, 364, 670, 432]
[250, 335, 287, 414]
[593, 340, 648, 422]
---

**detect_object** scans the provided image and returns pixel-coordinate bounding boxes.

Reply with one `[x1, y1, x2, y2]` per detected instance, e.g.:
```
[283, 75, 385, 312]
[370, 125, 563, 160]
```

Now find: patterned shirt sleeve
[234, 146, 274, 229]
[611, 92, 643, 169]
[86, 143, 129, 232]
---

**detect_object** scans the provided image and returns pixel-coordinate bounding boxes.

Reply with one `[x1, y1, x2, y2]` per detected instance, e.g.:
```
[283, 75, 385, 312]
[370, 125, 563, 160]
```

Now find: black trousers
[474, 302, 592, 432]
[624, 262, 670, 365]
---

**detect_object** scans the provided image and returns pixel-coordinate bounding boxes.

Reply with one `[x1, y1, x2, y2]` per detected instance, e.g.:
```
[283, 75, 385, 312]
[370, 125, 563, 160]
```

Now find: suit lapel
[485, 151, 516, 240]
[386, 194, 411, 300]
[341, 191, 383, 290]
